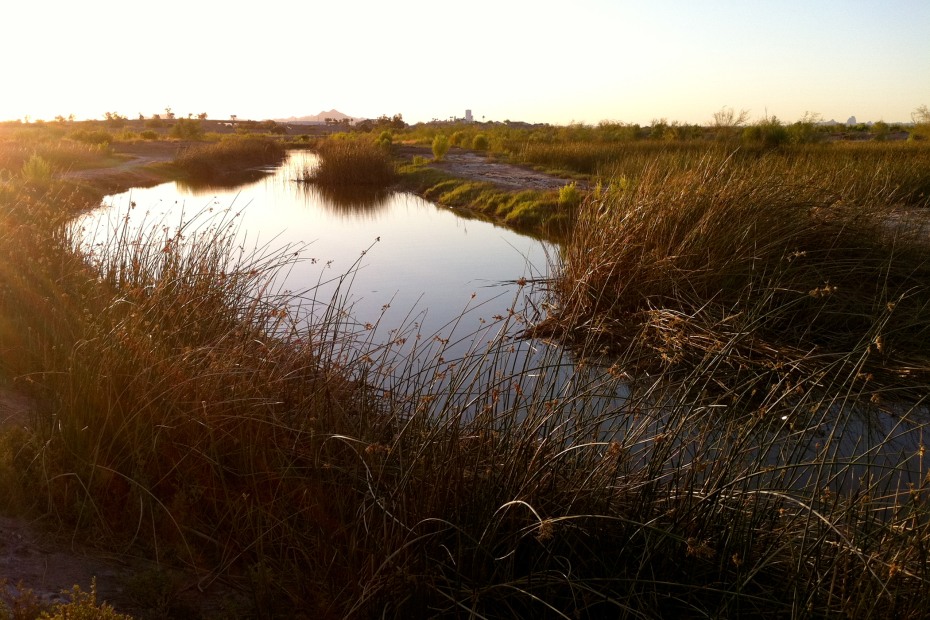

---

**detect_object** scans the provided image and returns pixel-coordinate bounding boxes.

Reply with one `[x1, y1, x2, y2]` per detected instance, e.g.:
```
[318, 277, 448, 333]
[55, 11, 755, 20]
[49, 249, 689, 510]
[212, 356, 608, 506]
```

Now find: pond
[78, 151, 555, 358]
[73, 150, 929, 496]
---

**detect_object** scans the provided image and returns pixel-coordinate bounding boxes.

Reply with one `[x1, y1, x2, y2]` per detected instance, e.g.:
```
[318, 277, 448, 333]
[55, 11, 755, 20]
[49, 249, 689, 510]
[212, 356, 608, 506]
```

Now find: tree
[712, 106, 750, 128]
[165, 106, 175, 120]
[197, 112, 208, 120]
[911, 105, 930, 141]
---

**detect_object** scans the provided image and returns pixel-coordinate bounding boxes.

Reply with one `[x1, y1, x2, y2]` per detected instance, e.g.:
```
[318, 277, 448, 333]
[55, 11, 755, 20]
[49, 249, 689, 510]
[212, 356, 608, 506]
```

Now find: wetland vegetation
[1, 113, 930, 617]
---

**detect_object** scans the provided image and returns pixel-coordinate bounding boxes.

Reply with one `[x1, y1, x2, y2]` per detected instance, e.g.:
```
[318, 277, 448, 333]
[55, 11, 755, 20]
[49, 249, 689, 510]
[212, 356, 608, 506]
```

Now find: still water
[80, 151, 554, 356]
[74, 150, 928, 494]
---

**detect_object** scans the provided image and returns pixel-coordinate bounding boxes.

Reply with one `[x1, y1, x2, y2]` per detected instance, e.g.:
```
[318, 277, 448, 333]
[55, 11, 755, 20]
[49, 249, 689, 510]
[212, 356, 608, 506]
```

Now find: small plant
[432, 134, 450, 161]
[472, 133, 489, 151]
[450, 130, 466, 147]
[20, 154, 52, 185]
[558, 181, 582, 208]
[40, 580, 132, 619]
[140, 130, 158, 140]
[411, 154, 428, 166]
[375, 131, 392, 149]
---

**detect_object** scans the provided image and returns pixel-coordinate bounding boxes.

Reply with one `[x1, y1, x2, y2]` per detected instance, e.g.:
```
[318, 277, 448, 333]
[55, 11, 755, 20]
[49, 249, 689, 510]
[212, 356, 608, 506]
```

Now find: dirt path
[433, 150, 579, 191]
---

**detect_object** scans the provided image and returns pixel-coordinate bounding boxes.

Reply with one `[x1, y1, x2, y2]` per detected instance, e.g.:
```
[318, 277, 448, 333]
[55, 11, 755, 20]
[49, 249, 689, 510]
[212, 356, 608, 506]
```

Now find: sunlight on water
[77, 151, 555, 355]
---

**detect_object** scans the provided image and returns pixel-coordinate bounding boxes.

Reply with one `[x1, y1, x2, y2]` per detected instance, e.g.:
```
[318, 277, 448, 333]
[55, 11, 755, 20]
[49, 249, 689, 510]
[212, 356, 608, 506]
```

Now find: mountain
[277, 109, 356, 124]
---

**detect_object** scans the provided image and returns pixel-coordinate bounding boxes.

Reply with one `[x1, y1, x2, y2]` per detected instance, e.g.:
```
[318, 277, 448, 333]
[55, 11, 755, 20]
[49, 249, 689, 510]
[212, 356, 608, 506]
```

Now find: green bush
[870, 121, 890, 141]
[376, 131, 392, 148]
[432, 134, 450, 161]
[558, 181, 582, 208]
[472, 134, 489, 151]
[742, 117, 789, 149]
[169, 118, 204, 140]
[20, 153, 52, 185]
[450, 131, 466, 147]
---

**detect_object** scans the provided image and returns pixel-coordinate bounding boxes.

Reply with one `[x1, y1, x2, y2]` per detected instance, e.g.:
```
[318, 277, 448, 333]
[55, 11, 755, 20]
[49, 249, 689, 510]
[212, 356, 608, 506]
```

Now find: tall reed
[1, 147, 929, 617]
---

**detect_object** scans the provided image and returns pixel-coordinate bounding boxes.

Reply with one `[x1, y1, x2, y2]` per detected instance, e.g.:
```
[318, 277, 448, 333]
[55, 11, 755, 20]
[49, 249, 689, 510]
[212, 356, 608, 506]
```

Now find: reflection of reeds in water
[296, 180, 392, 219]
[175, 168, 271, 194]
[4, 169, 930, 616]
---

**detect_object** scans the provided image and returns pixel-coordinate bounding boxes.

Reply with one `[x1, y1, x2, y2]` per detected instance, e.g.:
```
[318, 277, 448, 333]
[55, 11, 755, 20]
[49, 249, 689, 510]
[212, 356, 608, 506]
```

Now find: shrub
[870, 120, 890, 141]
[472, 133, 489, 151]
[558, 181, 582, 208]
[169, 118, 204, 140]
[432, 134, 450, 161]
[450, 131, 466, 147]
[742, 117, 789, 148]
[68, 129, 112, 145]
[376, 131, 392, 149]
[140, 130, 158, 140]
[20, 153, 52, 185]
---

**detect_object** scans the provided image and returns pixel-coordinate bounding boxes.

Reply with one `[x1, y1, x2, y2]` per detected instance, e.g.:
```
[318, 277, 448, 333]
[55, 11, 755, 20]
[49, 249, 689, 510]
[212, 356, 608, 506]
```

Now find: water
[73, 150, 929, 496]
[78, 151, 555, 357]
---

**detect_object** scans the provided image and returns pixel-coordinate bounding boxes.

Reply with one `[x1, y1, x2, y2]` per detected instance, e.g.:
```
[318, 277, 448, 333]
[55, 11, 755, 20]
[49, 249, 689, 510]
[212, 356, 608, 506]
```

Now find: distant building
[465, 109, 473, 123]
[847, 116, 857, 126]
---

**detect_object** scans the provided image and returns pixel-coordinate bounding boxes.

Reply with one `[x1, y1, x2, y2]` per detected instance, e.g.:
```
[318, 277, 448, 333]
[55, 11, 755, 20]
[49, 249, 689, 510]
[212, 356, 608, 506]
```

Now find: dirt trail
[433, 150, 579, 191]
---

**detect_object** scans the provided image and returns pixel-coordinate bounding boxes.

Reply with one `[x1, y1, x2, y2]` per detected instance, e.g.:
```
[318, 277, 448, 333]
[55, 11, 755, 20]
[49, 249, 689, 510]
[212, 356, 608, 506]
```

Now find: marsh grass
[553, 149, 930, 401]
[302, 137, 396, 187]
[1, 143, 929, 617]
[173, 137, 286, 181]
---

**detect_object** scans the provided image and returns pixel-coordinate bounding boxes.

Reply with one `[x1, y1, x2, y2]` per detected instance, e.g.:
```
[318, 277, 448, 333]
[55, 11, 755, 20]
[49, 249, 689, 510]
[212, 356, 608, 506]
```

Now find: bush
[450, 131, 466, 147]
[140, 130, 158, 140]
[432, 134, 450, 161]
[20, 153, 52, 185]
[376, 131, 392, 149]
[169, 118, 204, 140]
[742, 117, 789, 148]
[870, 121, 890, 141]
[68, 130, 112, 145]
[472, 133, 489, 151]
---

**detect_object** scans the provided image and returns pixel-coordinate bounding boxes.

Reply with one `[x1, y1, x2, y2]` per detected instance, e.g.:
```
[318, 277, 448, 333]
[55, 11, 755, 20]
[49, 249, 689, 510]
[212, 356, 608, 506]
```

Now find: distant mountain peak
[277, 109, 356, 123]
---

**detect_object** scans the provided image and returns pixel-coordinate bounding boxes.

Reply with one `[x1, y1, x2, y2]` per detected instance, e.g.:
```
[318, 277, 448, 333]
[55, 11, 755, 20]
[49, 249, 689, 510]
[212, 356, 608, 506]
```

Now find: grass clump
[304, 137, 395, 187]
[552, 149, 930, 398]
[173, 137, 285, 181]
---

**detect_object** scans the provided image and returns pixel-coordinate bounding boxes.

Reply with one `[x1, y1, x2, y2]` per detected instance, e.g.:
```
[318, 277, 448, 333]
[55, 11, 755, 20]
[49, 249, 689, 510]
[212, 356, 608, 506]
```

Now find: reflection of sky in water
[74, 151, 929, 496]
[78, 151, 554, 356]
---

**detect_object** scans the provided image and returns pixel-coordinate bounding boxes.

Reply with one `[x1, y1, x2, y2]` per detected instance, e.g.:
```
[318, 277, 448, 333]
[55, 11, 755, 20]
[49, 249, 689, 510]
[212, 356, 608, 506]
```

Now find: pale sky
[2, 0, 927, 126]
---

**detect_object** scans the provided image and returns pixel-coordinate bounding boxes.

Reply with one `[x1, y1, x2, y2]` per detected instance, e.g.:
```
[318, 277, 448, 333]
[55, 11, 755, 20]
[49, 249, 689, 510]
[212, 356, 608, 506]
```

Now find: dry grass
[1, 141, 929, 617]
[303, 137, 396, 187]
[173, 137, 286, 181]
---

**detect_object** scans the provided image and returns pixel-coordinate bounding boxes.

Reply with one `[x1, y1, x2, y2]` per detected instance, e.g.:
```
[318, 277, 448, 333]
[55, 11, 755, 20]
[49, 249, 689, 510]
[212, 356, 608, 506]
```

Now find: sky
[1, 0, 928, 126]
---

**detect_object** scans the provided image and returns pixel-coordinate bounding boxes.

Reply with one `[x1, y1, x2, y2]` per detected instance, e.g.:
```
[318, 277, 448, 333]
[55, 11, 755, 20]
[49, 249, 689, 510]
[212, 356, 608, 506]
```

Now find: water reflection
[295, 182, 393, 219]
[176, 168, 274, 194]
